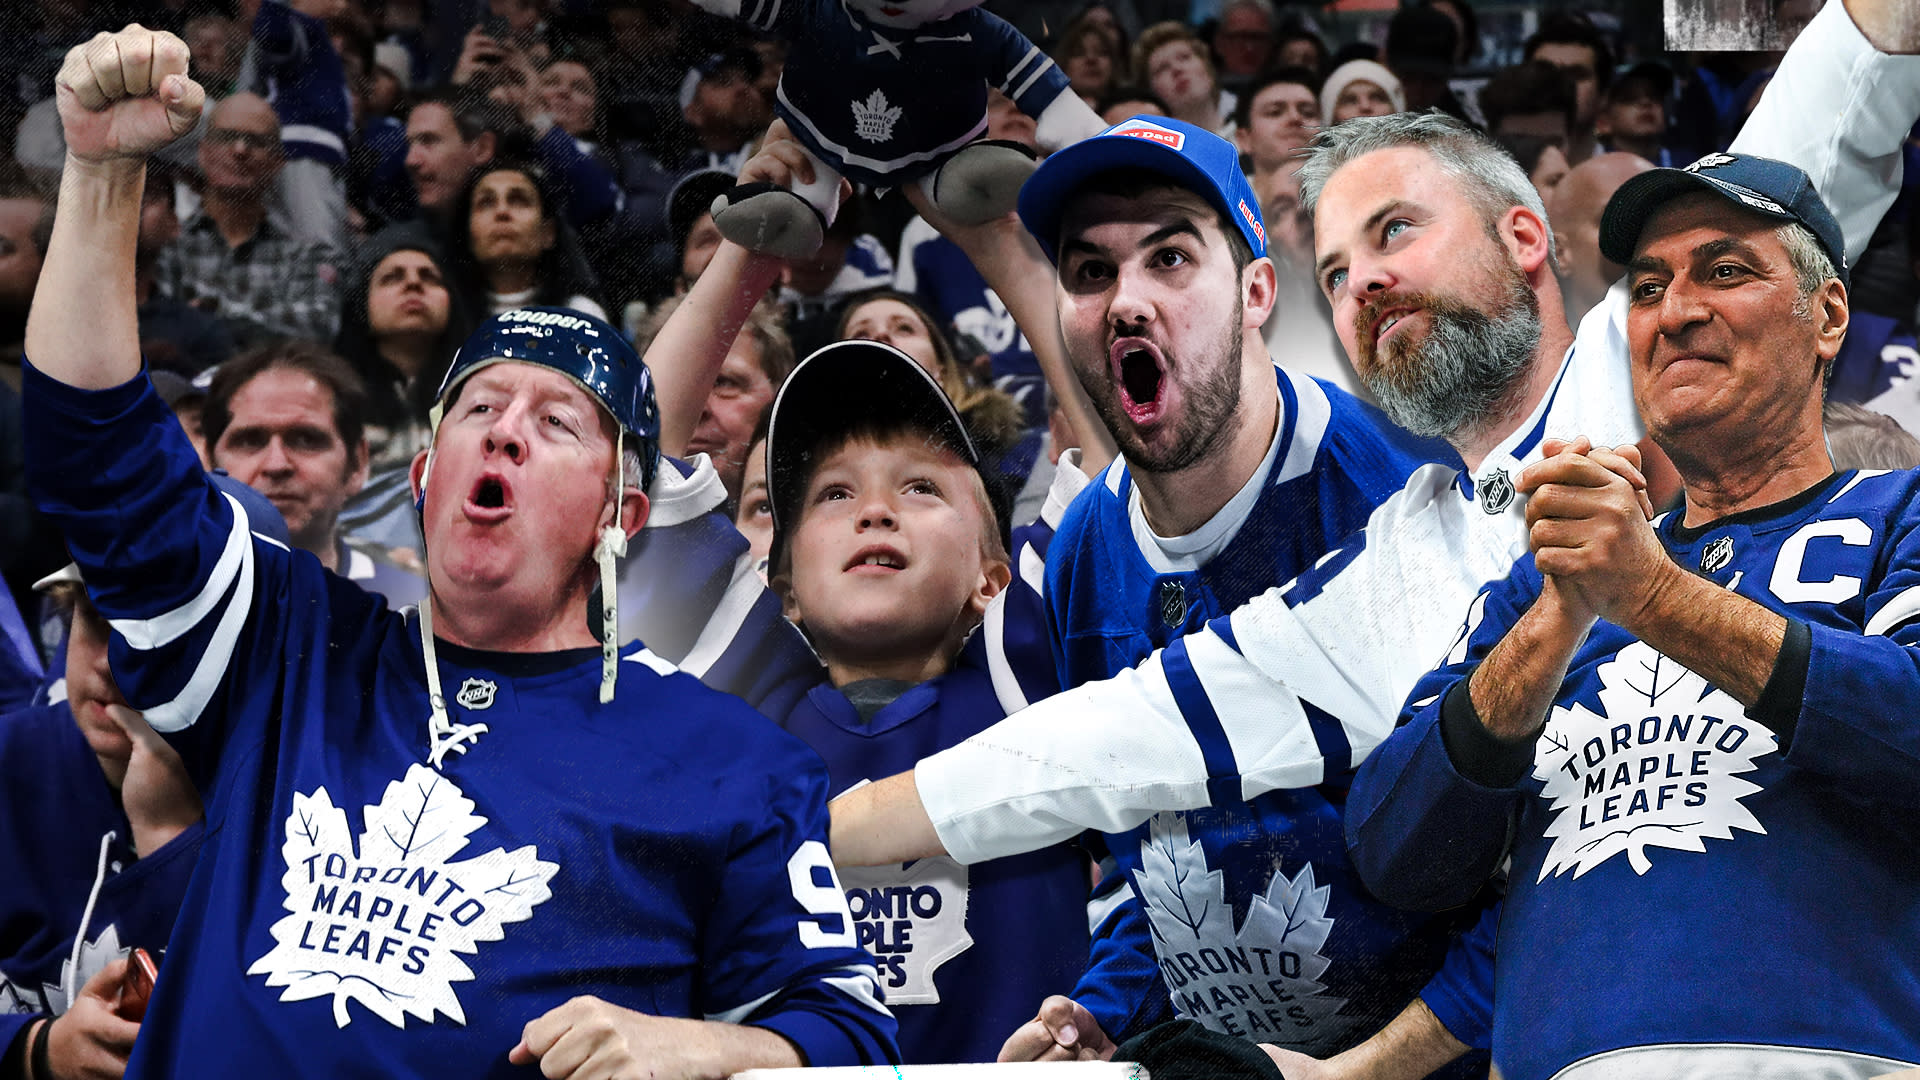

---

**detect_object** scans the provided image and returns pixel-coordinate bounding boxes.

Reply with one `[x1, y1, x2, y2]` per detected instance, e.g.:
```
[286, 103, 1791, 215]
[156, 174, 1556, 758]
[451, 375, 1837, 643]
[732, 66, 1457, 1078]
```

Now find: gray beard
[1361, 266, 1541, 442]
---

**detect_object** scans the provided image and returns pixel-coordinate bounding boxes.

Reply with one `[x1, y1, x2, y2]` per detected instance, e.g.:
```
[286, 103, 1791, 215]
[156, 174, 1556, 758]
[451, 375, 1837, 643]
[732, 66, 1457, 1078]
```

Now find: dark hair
[1427, 0, 1480, 65]
[449, 158, 603, 314]
[407, 85, 531, 154]
[1065, 166, 1256, 272]
[1233, 65, 1322, 129]
[1273, 27, 1329, 78]
[203, 341, 372, 468]
[1524, 14, 1615, 90]
[1480, 61, 1578, 136]
[1095, 85, 1171, 118]
[833, 288, 1027, 457]
[333, 224, 480, 427]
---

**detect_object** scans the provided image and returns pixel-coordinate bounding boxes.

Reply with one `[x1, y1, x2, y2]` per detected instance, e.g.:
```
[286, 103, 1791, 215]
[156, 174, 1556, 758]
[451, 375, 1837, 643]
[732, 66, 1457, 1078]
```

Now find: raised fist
[56, 26, 207, 164]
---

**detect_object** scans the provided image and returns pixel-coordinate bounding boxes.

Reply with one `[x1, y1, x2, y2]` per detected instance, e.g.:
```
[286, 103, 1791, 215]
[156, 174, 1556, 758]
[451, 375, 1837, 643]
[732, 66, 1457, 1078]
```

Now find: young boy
[766, 340, 1088, 1064]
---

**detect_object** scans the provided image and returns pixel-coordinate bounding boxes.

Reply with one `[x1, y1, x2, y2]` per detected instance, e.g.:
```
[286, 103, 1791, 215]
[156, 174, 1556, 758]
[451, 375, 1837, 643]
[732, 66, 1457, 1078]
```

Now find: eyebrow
[1315, 199, 1414, 278]
[1628, 235, 1765, 276]
[1061, 216, 1207, 260]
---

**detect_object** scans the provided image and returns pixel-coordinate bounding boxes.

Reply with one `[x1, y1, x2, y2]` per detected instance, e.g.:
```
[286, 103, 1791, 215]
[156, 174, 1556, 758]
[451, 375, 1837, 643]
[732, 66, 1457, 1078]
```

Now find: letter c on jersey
[1769, 518, 1872, 605]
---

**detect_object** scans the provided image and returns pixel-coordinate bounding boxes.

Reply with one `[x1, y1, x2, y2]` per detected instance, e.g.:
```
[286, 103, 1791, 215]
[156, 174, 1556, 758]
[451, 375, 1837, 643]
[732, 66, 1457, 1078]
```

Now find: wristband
[29, 1020, 51, 1080]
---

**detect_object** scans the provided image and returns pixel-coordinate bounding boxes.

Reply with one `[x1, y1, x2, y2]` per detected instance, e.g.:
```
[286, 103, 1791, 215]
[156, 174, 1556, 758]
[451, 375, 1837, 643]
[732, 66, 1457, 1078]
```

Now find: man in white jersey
[832, 0, 1920, 1069]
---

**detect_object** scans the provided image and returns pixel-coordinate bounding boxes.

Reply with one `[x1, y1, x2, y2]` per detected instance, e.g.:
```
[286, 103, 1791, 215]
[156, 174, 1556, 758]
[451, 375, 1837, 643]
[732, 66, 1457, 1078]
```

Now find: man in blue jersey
[980, 115, 1463, 1064]
[1347, 152, 1920, 1080]
[830, 2, 1920, 1074]
[18, 26, 895, 1080]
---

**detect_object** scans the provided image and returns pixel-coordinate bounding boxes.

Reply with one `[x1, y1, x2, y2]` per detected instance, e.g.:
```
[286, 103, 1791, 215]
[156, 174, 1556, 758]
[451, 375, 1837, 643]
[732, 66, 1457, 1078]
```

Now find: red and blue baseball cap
[1017, 115, 1269, 264]
[1599, 151, 1848, 287]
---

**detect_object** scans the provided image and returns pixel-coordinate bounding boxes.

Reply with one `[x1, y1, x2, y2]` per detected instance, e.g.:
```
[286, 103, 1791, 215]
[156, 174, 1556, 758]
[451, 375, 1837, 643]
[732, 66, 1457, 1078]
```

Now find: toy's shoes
[710, 183, 827, 259]
[926, 139, 1039, 225]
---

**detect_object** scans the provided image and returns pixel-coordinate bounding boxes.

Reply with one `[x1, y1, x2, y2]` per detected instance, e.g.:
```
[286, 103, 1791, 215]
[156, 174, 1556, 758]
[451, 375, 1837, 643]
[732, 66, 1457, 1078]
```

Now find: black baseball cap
[766, 340, 1005, 568]
[666, 167, 735, 248]
[1599, 151, 1848, 287]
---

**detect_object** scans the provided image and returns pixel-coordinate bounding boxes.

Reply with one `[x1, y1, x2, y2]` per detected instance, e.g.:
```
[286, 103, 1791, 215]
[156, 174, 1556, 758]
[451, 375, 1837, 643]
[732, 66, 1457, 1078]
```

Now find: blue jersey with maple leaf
[779, 647, 1088, 1064]
[1044, 367, 1476, 1056]
[734, 0, 1073, 186]
[20, 362, 898, 1078]
[0, 703, 203, 1059]
[1348, 468, 1920, 1080]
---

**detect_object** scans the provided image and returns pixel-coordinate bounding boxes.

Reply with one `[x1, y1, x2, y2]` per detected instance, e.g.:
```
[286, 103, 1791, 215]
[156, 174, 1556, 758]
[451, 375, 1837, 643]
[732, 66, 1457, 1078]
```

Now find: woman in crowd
[1053, 9, 1130, 107]
[1321, 58, 1406, 123]
[448, 158, 608, 320]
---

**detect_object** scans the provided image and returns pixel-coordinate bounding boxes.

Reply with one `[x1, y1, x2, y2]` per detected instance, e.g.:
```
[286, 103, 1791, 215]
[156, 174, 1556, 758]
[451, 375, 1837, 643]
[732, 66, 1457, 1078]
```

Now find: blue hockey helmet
[432, 306, 661, 489]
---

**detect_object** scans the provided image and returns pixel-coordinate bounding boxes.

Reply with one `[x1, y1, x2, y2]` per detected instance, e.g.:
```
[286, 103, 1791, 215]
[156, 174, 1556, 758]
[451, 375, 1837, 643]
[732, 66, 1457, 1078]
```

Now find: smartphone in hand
[118, 948, 157, 1022]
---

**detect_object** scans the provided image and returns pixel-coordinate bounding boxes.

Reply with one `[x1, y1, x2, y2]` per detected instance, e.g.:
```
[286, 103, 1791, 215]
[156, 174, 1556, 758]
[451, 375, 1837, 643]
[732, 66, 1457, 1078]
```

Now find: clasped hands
[1520, 436, 1679, 632]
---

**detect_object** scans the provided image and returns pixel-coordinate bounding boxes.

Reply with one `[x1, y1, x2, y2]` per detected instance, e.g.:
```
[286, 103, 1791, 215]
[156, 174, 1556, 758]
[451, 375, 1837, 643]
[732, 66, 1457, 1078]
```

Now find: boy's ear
[970, 556, 1012, 620]
[770, 568, 802, 625]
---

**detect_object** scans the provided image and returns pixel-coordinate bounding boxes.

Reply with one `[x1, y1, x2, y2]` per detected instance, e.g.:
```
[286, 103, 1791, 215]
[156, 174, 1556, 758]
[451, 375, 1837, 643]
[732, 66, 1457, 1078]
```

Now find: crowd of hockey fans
[6, 0, 1920, 1077]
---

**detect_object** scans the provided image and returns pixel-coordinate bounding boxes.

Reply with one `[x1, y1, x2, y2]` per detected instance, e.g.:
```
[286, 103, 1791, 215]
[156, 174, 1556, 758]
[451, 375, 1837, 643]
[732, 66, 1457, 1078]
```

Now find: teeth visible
[1382, 316, 1400, 333]
[861, 554, 900, 568]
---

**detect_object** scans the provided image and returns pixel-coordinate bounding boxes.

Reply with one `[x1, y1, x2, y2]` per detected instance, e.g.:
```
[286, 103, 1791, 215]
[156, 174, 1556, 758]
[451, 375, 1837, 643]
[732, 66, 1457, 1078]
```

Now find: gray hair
[1298, 111, 1556, 262]
[1778, 221, 1838, 317]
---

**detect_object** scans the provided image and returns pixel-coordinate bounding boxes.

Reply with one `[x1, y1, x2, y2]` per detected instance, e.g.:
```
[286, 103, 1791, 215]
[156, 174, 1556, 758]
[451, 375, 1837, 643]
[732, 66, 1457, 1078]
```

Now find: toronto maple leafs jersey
[896, 215, 1041, 382]
[1347, 468, 1920, 1080]
[20, 362, 898, 1078]
[1037, 366, 1472, 1054]
[736, 0, 1074, 186]
[0, 703, 203, 1058]
[781, 654, 1088, 1064]
[902, 0, 1920, 871]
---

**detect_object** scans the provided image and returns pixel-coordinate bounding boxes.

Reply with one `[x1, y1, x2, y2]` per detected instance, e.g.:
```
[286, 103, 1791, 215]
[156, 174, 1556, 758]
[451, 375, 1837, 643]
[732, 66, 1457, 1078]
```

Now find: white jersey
[914, 0, 1920, 866]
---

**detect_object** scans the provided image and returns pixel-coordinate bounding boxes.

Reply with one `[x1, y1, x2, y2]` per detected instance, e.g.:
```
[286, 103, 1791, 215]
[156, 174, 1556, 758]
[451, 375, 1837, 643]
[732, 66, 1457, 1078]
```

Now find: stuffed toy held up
[689, 0, 1107, 257]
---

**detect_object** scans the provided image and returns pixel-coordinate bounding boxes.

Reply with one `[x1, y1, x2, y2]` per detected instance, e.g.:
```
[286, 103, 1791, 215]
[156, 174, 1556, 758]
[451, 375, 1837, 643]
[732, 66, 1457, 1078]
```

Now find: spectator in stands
[1547, 151, 1655, 323]
[1096, 86, 1169, 126]
[1825, 400, 1920, 470]
[666, 167, 735, 295]
[1055, 15, 1128, 107]
[1523, 13, 1613, 164]
[780, 195, 895, 359]
[183, 14, 244, 99]
[154, 93, 343, 347]
[0, 167, 48, 380]
[1480, 61, 1579, 148]
[1236, 67, 1320, 192]
[404, 86, 521, 222]
[333, 225, 476, 471]
[134, 161, 237, 378]
[152, 370, 213, 470]
[764, 341, 1087, 1065]
[735, 416, 773, 570]
[1321, 59, 1404, 124]
[1429, 0, 1480, 68]
[203, 343, 372, 574]
[1385, 4, 1467, 120]
[1210, 0, 1277, 95]
[838, 289, 1026, 471]
[680, 47, 773, 175]
[449, 159, 607, 320]
[1597, 62, 1680, 167]
[541, 57, 602, 152]
[1134, 22, 1228, 135]
[1498, 134, 1573, 202]
[670, 298, 794, 505]
[1274, 24, 1328, 78]
[251, 0, 353, 250]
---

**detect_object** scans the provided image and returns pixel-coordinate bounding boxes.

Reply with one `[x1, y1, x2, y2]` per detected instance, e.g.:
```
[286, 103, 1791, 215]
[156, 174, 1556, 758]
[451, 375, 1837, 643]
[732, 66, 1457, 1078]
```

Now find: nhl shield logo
[1157, 579, 1188, 628]
[1477, 468, 1516, 515]
[455, 678, 497, 710]
[1700, 536, 1735, 574]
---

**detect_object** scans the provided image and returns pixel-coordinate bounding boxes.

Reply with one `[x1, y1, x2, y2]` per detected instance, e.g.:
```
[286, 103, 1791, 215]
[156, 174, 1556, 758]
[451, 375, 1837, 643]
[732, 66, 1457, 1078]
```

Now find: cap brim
[1019, 128, 1236, 263]
[667, 169, 736, 244]
[1599, 168, 1797, 267]
[766, 340, 977, 540]
[33, 563, 82, 592]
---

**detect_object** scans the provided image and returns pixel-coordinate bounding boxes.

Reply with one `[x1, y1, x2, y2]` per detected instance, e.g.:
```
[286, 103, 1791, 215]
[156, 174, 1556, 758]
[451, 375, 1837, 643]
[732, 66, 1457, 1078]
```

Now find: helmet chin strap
[414, 445, 491, 769]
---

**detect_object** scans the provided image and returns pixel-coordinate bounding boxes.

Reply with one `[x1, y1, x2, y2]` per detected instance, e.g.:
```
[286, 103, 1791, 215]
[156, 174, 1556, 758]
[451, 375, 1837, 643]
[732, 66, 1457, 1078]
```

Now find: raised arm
[26, 27, 204, 390]
[903, 186, 1118, 475]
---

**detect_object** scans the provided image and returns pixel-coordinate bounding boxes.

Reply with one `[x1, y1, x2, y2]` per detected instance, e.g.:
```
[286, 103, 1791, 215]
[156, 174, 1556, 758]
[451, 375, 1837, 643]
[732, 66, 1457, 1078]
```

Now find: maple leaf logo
[851, 89, 903, 144]
[1534, 640, 1775, 880]
[40, 924, 124, 1016]
[837, 856, 973, 1005]
[246, 764, 558, 1028]
[1134, 813, 1352, 1048]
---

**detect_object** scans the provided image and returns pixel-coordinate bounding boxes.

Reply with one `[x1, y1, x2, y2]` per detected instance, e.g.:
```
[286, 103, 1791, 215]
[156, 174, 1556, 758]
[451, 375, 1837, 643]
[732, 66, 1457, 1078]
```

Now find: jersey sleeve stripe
[1274, 368, 1332, 486]
[1302, 700, 1354, 776]
[107, 490, 250, 650]
[138, 525, 258, 734]
[1160, 637, 1243, 808]
[999, 45, 1039, 93]
[1865, 583, 1920, 637]
[674, 552, 769, 678]
[982, 590, 1031, 713]
[1010, 56, 1059, 103]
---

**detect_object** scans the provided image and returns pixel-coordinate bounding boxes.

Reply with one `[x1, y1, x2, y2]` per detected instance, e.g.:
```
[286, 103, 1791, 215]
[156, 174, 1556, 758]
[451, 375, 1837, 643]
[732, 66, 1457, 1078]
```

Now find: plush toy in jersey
[690, 0, 1107, 258]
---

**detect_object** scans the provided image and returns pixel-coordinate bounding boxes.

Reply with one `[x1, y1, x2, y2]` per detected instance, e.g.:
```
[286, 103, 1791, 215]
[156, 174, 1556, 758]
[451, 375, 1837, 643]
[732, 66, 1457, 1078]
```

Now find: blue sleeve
[699, 743, 899, 1067]
[973, 9, 1073, 117]
[20, 361, 377, 787]
[250, 0, 309, 67]
[1070, 875, 1175, 1042]
[979, 518, 1065, 711]
[1781, 500, 1920, 802]
[1344, 562, 1543, 912]
[1418, 898, 1497, 1051]
[0, 1015, 42, 1071]
[536, 127, 623, 227]
[0, 584, 42, 713]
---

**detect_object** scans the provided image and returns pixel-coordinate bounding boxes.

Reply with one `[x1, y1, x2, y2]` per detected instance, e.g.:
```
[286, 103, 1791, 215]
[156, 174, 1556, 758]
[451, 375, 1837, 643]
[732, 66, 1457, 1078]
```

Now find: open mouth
[1112, 339, 1168, 425]
[464, 473, 513, 522]
[846, 545, 908, 573]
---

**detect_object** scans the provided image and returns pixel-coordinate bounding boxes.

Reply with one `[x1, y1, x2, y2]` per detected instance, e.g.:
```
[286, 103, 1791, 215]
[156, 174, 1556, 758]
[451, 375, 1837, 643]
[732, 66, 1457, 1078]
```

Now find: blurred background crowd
[3, 0, 1918, 658]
